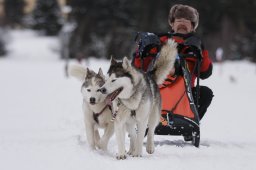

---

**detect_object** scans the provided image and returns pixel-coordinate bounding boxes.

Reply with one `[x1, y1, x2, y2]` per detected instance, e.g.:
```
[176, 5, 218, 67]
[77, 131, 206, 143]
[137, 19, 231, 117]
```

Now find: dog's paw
[131, 154, 142, 157]
[95, 140, 101, 149]
[97, 145, 107, 151]
[127, 151, 132, 155]
[88, 145, 96, 151]
[146, 144, 155, 154]
[131, 148, 142, 157]
[127, 148, 134, 155]
[116, 154, 127, 160]
[97, 140, 107, 151]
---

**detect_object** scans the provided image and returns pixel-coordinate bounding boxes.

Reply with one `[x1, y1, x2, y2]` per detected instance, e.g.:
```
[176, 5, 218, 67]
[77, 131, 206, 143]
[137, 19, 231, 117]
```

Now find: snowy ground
[0, 30, 256, 170]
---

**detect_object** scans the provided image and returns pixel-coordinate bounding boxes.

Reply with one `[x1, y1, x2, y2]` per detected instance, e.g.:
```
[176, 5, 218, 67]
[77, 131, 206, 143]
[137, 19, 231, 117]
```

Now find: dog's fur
[68, 65, 114, 151]
[100, 39, 177, 159]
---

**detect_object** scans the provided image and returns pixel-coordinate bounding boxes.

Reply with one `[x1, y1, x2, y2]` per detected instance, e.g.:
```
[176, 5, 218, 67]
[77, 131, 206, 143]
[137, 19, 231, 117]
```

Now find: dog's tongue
[105, 96, 113, 105]
[106, 91, 117, 104]
[105, 87, 123, 104]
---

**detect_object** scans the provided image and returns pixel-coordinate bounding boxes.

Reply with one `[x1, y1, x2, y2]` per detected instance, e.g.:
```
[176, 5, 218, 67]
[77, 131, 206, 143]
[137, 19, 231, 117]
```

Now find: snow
[0, 29, 256, 170]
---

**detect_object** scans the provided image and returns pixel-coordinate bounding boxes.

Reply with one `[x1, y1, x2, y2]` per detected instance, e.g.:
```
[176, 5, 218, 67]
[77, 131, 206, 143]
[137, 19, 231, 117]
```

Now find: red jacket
[133, 33, 213, 87]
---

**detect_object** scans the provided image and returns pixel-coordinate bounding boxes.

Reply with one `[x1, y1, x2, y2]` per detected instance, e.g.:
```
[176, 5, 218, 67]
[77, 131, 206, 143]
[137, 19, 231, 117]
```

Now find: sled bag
[160, 76, 195, 119]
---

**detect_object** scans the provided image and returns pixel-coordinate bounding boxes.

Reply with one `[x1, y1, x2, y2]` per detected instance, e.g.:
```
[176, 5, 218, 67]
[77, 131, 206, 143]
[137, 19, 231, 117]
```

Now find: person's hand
[136, 32, 160, 57]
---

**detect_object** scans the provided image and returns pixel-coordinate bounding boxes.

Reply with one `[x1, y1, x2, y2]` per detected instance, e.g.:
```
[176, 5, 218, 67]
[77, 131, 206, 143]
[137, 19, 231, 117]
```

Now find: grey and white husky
[68, 65, 114, 151]
[100, 39, 177, 159]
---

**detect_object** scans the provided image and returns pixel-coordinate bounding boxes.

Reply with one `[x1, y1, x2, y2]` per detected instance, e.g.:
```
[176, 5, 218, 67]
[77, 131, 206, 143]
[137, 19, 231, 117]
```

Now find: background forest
[0, 0, 256, 61]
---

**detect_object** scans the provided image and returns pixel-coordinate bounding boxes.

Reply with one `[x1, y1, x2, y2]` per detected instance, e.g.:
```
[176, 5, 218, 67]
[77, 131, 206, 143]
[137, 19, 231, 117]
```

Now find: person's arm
[133, 32, 162, 71]
[199, 45, 213, 79]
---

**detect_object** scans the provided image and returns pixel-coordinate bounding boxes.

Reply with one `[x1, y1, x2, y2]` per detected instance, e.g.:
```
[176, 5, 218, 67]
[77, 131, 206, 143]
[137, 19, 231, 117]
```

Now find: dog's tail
[151, 39, 177, 85]
[68, 64, 87, 81]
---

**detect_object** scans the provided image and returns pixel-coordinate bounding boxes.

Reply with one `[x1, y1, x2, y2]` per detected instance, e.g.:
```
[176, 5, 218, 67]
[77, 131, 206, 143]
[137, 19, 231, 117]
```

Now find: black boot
[192, 86, 214, 120]
[183, 135, 192, 141]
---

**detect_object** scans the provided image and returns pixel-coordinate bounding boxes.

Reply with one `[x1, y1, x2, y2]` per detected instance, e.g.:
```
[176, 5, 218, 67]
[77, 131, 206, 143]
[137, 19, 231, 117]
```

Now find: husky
[68, 65, 114, 151]
[100, 39, 177, 159]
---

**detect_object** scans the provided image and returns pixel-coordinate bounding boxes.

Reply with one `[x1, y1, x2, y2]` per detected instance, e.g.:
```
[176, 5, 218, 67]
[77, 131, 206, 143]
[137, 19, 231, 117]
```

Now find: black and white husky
[100, 39, 177, 159]
[69, 66, 114, 151]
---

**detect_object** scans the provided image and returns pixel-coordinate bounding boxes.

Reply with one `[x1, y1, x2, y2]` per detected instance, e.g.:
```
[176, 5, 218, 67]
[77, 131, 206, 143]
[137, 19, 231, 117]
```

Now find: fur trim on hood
[169, 4, 199, 30]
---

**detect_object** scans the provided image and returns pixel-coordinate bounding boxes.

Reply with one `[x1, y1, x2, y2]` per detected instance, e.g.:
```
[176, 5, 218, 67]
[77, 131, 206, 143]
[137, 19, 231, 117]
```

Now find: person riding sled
[132, 4, 214, 143]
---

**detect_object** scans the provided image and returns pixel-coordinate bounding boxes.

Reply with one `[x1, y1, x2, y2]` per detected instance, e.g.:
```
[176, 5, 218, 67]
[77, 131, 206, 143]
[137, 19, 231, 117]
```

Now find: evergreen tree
[32, 0, 63, 35]
[63, 0, 256, 61]
[4, 0, 25, 27]
[0, 29, 7, 57]
[67, 0, 136, 59]
[0, 39, 6, 56]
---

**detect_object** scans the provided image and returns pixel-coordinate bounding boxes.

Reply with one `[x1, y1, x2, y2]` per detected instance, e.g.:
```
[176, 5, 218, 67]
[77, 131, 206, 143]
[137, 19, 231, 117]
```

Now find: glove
[136, 32, 160, 57]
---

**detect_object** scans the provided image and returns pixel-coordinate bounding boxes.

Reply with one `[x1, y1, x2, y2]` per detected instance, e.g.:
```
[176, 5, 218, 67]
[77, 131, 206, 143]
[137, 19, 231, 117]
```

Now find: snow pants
[192, 86, 214, 120]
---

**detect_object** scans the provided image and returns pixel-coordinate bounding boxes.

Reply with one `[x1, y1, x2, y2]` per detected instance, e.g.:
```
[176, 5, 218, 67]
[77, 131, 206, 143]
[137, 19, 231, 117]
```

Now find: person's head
[168, 4, 199, 34]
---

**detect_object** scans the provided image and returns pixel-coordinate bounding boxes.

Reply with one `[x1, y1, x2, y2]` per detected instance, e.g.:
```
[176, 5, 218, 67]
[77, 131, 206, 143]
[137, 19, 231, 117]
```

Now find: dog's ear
[68, 64, 87, 82]
[110, 56, 117, 65]
[86, 68, 91, 78]
[122, 56, 131, 70]
[86, 68, 96, 79]
[97, 68, 105, 79]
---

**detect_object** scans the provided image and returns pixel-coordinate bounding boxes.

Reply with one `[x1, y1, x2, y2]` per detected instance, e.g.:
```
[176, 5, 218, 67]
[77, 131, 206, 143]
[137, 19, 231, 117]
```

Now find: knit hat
[168, 4, 199, 30]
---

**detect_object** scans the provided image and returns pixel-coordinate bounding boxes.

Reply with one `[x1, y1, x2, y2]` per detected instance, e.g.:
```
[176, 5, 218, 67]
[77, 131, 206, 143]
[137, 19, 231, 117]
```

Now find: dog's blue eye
[87, 89, 91, 92]
[112, 79, 116, 82]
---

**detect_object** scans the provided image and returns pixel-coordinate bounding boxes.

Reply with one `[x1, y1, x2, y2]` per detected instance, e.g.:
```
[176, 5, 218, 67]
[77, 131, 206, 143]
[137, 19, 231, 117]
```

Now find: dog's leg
[94, 129, 101, 149]
[126, 120, 136, 155]
[133, 119, 148, 157]
[98, 123, 114, 151]
[115, 121, 126, 159]
[132, 102, 151, 157]
[114, 109, 129, 160]
[83, 103, 96, 150]
[146, 105, 161, 154]
[85, 122, 96, 150]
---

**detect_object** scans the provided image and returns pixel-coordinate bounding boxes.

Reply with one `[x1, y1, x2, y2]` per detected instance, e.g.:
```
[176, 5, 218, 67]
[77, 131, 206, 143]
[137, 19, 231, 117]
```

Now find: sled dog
[69, 65, 114, 151]
[100, 39, 177, 159]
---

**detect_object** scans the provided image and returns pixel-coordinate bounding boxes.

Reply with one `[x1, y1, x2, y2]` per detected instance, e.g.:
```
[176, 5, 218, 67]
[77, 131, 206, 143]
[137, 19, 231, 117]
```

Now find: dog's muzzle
[90, 97, 96, 105]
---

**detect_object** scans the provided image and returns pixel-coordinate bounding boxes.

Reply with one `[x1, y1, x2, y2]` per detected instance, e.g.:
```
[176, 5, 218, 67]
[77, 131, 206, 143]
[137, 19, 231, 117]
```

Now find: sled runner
[132, 32, 202, 147]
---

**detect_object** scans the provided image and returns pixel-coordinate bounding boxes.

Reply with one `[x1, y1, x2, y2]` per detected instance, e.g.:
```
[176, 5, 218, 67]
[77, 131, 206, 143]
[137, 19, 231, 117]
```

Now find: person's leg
[192, 86, 214, 120]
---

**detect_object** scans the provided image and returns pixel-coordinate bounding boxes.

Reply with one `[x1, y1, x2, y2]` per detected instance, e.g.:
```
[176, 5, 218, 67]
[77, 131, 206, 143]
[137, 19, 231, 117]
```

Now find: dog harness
[93, 105, 112, 124]
[92, 88, 123, 124]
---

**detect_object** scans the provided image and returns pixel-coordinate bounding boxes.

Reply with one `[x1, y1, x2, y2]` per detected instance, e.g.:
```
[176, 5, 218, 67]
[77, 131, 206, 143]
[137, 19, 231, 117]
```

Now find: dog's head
[81, 68, 107, 105]
[69, 65, 107, 105]
[100, 57, 141, 99]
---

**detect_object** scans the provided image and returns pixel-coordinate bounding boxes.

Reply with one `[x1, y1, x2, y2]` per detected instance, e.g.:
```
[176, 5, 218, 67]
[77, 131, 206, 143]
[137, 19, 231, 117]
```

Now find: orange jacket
[133, 33, 213, 87]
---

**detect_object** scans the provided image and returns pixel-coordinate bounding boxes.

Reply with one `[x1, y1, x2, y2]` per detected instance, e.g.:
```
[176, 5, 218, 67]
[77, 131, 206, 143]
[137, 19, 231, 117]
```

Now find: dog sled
[132, 32, 202, 147]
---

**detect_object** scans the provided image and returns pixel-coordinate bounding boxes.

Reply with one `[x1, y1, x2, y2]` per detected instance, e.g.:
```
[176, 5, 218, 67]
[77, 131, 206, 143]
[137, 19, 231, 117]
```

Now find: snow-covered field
[0, 30, 256, 170]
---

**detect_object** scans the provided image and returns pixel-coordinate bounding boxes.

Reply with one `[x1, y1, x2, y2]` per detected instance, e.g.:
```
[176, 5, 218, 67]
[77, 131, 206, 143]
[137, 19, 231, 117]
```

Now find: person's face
[170, 18, 193, 34]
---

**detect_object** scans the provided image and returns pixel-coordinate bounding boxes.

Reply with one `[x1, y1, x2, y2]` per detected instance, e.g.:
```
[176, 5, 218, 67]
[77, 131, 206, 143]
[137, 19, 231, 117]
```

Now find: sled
[132, 32, 202, 147]
[155, 52, 201, 147]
